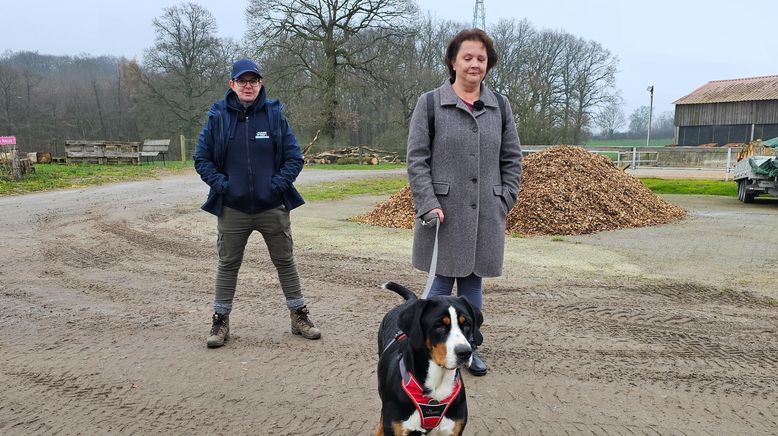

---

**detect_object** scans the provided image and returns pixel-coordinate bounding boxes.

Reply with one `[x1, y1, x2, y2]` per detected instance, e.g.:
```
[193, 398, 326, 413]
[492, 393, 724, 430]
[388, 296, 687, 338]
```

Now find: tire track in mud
[0, 363, 378, 436]
[298, 250, 424, 294]
[5, 180, 778, 435]
[468, 415, 690, 435]
[0, 365, 207, 434]
[481, 279, 778, 402]
[0, 300, 381, 436]
[98, 221, 208, 259]
[634, 280, 778, 308]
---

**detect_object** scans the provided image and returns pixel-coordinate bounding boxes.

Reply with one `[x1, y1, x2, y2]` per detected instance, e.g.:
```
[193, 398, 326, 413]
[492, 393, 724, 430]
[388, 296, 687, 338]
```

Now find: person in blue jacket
[194, 59, 321, 347]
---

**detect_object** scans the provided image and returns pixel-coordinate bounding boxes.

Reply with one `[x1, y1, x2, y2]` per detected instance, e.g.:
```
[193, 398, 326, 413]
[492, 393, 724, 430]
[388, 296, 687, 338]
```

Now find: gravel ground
[1, 168, 776, 435]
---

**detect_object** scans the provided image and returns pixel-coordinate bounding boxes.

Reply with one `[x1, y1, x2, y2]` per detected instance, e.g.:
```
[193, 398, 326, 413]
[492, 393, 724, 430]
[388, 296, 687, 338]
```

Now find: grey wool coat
[407, 81, 523, 278]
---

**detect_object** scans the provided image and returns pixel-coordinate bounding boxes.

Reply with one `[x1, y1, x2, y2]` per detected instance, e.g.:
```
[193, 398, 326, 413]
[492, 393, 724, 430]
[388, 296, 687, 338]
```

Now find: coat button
[471, 204, 477, 209]
[471, 178, 477, 183]
[471, 127, 478, 133]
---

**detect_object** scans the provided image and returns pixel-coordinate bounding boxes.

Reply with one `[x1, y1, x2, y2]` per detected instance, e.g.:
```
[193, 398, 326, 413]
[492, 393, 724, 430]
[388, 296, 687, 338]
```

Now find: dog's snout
[454, 344, 472, 362]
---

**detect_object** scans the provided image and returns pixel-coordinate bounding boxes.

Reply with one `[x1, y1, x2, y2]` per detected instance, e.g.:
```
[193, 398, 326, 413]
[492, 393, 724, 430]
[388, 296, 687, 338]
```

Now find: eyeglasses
[234, 78, 261, 87]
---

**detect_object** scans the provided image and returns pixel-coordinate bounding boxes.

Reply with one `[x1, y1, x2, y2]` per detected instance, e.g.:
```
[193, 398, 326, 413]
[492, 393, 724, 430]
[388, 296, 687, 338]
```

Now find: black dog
[376, 282, 483, 435]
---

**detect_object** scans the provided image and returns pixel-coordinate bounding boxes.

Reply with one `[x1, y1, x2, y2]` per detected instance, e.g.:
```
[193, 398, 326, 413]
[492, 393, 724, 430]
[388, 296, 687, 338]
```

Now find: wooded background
[0, 1, 670, 160]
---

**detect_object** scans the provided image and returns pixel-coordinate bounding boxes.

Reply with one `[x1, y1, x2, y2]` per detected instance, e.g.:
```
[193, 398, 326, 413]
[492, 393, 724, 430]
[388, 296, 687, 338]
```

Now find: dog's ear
[398, 299, 429, 350]
[458, 297, 483, 347]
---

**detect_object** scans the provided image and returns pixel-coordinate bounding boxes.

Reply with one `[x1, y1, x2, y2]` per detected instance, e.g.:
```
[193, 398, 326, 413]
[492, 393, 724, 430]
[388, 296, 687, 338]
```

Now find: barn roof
[673, 75, 778, 105]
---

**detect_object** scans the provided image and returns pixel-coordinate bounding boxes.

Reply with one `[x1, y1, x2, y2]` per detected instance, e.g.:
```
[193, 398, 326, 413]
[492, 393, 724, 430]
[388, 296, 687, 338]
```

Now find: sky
[2, 0, 778, 123]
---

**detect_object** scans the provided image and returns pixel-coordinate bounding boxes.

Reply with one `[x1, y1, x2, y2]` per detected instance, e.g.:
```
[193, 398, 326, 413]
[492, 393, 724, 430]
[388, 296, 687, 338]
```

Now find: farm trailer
[733, 154, 778, 202]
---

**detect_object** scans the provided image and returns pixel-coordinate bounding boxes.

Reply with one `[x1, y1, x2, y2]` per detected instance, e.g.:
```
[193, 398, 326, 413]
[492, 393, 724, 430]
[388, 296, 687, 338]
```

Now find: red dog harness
[394, 333, 463, 431]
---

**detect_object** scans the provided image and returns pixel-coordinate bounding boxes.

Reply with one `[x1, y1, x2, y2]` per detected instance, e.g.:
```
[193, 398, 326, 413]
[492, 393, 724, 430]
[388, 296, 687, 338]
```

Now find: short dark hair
[444, 28, 498, 83]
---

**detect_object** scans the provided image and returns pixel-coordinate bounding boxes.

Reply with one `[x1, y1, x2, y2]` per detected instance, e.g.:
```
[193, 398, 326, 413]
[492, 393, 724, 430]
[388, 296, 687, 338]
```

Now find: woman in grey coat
[406, 28, 522, 376]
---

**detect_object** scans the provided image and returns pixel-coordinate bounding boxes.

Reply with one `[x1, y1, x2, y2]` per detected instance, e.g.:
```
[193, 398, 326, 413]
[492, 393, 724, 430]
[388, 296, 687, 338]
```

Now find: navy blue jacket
[194, 88, 305, 216]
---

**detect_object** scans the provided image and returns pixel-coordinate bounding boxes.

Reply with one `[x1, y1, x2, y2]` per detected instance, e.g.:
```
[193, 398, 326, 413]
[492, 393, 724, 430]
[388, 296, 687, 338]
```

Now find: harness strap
[398, 358, 462, 431]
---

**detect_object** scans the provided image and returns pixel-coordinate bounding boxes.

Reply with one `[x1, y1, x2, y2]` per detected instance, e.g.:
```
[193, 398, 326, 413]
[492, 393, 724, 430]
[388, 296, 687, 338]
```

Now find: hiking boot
[290, 306, 321, 340]
[468, 347, 487, 376]
[207, 313, 230, 348]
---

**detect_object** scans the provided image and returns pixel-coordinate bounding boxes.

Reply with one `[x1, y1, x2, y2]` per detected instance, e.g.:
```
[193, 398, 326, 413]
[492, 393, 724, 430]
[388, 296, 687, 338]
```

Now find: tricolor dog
[376, 282, 483, 435]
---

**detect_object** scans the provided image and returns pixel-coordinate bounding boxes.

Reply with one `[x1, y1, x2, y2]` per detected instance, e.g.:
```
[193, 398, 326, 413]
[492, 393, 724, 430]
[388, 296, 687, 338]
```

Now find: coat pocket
[493, 185, 508, 214]
[432, 181, 450, 195]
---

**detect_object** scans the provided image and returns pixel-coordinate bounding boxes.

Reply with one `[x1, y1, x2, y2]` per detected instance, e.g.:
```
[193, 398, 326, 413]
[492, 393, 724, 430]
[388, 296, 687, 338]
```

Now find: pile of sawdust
[353, 145, 686, 236]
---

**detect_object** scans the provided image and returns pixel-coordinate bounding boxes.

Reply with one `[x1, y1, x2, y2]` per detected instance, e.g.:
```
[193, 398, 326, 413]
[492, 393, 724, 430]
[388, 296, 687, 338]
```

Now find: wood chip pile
[353, 145, 686, 236]
[508, 145, 686, 235]
[353, 185, 416, 229]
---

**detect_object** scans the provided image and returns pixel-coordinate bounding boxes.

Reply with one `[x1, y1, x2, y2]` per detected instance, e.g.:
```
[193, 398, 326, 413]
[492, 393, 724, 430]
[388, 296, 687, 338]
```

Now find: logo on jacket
[255, 131, 270, 139]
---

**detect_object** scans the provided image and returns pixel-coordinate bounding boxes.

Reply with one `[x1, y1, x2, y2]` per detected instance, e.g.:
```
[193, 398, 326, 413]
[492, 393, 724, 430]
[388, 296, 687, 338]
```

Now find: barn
[673, 75, 778, 146]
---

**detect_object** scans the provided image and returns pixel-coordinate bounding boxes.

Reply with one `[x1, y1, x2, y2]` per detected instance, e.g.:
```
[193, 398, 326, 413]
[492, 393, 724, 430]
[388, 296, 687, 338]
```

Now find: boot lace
[295, 307, 315, 327]
[210, 314, 226, 335]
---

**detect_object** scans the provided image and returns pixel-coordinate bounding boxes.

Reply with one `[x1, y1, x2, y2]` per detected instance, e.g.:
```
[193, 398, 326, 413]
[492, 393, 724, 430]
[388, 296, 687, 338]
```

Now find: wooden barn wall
[674, 100, 778, 126]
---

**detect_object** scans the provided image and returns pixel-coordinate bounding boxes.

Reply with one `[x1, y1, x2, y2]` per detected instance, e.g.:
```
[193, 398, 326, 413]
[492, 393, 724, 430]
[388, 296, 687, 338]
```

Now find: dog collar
[398, 357, 462, 431]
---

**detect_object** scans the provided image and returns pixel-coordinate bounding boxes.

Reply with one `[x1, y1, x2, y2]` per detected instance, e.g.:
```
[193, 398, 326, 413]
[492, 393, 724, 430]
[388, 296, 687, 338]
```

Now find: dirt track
[1, 168, 777, 435]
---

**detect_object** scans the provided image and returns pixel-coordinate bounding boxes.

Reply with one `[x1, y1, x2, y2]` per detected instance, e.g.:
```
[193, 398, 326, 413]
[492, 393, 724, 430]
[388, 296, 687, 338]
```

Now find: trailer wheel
[738, 179, 755, 203]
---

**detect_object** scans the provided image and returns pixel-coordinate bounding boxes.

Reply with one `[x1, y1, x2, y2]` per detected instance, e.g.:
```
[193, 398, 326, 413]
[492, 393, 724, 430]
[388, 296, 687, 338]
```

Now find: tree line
[0, 1, 637, 158]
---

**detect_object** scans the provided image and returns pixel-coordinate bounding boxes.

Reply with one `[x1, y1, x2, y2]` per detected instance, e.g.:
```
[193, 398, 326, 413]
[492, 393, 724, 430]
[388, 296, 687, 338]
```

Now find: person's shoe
[206, 313, 230, 348]
[468, 347, 487, 376]
[290, 305, 322, 340]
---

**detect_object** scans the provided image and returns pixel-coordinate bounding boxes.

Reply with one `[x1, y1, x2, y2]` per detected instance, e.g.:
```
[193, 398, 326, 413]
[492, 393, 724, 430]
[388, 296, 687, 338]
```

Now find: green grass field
[0, 161, 193, 196]
[639, 178, 736, 196]
[1, 161, 737, 198]
[298, 177, 408, 201]
[300, 176, 738, 200]
[304, 163, 406, 170]
[0, 161, 407, 196]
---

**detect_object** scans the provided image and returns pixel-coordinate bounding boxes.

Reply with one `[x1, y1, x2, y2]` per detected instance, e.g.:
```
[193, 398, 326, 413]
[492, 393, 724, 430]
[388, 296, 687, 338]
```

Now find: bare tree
[488, 18, 535, 126]
[0, 63, 19, 133]
[139, 2, 230, 138]
[652, 110, 675, 139]
[629, 105, 651, 137]
[246, 0, 417, 144]
[567, 39, 618, 144]
[521, 29, 566, 145]
[595, 96, 626, 138]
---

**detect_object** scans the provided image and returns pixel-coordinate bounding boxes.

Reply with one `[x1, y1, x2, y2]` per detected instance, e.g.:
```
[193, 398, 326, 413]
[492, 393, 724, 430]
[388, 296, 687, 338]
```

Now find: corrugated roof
[673, 75, 778, 105]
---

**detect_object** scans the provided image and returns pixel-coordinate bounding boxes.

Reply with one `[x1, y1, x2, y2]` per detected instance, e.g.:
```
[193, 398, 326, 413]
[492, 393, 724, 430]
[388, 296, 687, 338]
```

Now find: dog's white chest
[401, 411, 457, 435]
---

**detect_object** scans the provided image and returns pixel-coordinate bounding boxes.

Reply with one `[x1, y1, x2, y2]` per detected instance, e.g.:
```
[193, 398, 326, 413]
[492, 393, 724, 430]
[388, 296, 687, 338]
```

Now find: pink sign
[0, 136, 16, 145]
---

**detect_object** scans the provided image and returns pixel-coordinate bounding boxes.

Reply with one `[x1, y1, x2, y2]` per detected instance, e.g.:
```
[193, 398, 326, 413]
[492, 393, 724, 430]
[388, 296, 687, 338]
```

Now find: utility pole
[646, 85, 654, 147]
[473, 0, 485, 29]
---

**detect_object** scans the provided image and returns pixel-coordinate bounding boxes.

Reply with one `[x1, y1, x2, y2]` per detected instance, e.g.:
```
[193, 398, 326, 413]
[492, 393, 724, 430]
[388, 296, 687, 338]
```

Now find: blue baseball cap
[231, 59, 261, 79]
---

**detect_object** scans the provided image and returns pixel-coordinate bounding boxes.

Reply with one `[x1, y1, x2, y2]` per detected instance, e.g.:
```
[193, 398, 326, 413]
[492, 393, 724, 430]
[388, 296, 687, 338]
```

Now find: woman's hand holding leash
[422, 208, 444, 225]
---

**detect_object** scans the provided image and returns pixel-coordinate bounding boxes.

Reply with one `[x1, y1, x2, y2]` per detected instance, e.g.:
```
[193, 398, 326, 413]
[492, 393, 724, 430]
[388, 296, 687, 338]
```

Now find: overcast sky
[3, 0, 777, 121]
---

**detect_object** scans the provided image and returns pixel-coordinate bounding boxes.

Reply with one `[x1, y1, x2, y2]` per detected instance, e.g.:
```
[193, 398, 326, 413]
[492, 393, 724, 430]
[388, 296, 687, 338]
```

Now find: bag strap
[493, 90, 507, 134]
[426, 91, 436, 141]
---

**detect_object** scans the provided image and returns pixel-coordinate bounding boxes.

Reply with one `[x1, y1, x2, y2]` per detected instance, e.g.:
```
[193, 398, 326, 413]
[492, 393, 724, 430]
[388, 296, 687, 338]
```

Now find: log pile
[305, 146, 401, 165]
[0, 151, 35, 179]
[736, 139, 775, 161]
[353, 145, 686, 236]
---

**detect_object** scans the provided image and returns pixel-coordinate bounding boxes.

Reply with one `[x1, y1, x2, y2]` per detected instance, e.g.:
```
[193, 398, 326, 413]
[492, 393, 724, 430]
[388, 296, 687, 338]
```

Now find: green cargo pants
[212, 206, 304, 314]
